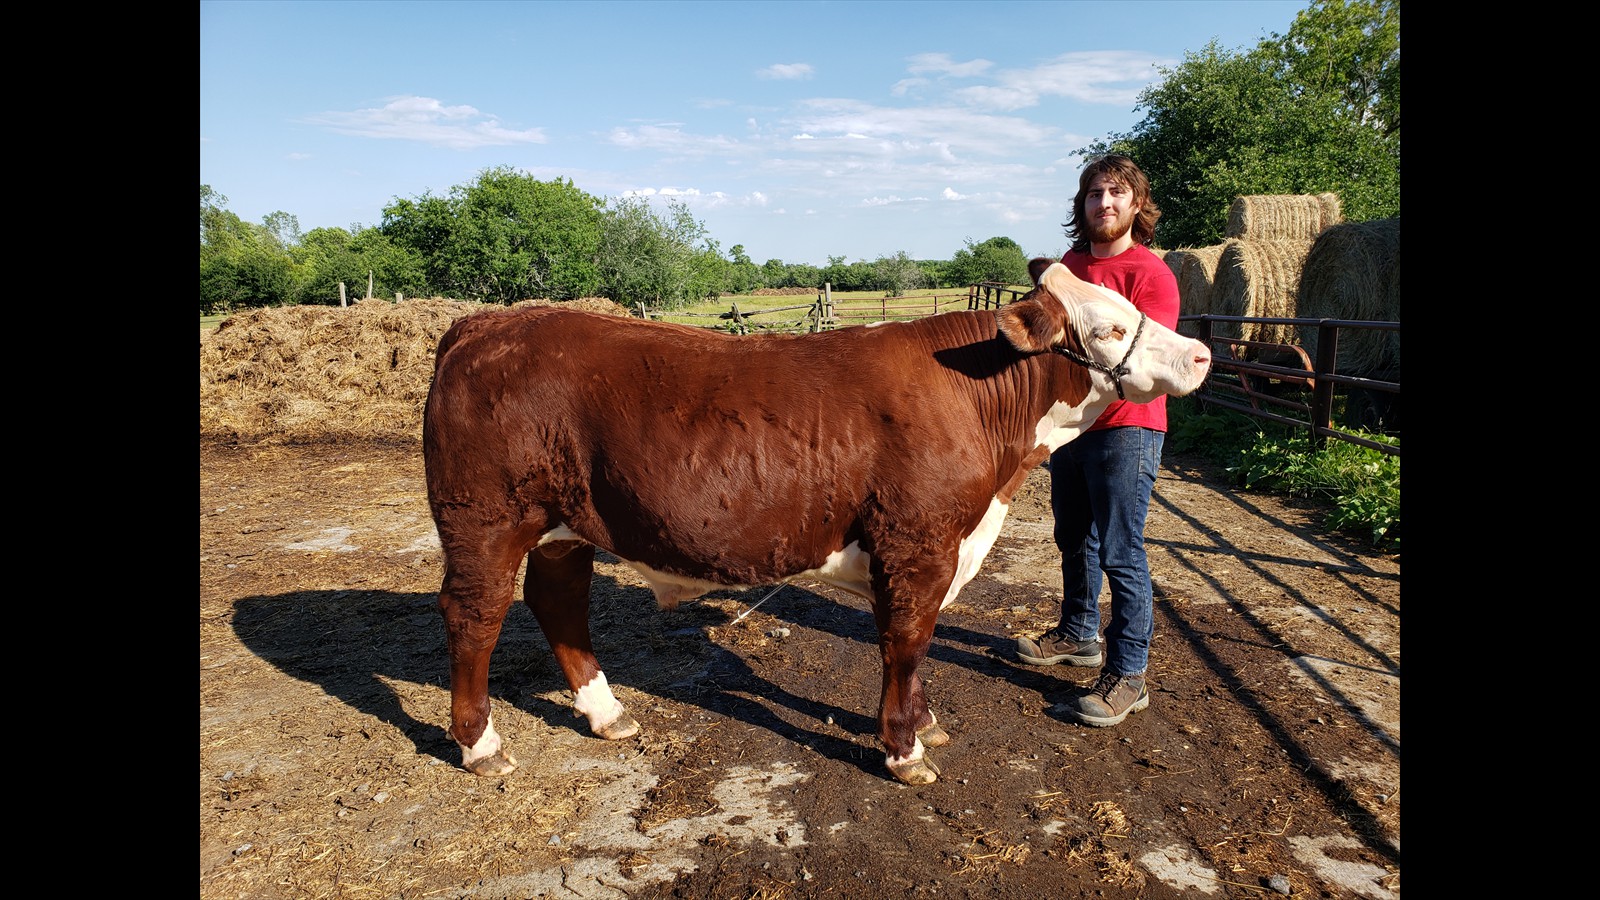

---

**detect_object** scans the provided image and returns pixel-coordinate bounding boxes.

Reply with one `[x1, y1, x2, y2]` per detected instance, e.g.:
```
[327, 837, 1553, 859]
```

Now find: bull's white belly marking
[942, 498, 1008, 609]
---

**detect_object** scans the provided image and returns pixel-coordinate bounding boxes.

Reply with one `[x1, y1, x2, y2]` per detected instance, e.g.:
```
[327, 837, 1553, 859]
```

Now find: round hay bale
[1210, 239, 1315, 348]
[1226, 194, 1344, 241]
[199, 297, 635, 443]
[1170, 245, 1226, 320]
[1295, 218, 1401, 377]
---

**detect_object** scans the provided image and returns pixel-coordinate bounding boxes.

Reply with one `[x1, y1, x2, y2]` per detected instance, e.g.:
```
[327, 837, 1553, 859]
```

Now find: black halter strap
[1051, 312, 1148, 401]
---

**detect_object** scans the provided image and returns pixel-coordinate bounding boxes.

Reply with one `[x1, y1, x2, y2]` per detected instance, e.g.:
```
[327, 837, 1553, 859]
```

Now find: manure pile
[199, 297, 630, 442]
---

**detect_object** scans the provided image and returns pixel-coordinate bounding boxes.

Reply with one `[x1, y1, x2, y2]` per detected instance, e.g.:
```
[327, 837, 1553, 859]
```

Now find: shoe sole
[1071, 692, 1150, 727]
[1017, 649, 1103, 667]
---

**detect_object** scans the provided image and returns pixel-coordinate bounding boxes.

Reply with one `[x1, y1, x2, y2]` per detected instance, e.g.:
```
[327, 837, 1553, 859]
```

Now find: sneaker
[1066, 672, 1149, 727]
[1015, 629, 1103, 667]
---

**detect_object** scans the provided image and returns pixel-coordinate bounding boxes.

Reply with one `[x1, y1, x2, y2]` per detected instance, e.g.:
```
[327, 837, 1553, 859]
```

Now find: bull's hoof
[887, 755, 941, 785]
[593, 714, 641, 741]
[917, 723, 951, 747]
[463, 750, 518, 777]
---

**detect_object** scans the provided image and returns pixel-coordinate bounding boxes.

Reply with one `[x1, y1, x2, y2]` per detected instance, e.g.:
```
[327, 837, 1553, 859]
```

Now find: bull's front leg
[524, 541, 640, 741]
[875, 599, 948, 785]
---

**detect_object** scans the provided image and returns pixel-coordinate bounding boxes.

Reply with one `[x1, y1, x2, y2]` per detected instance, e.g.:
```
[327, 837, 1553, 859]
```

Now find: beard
[1084, 211, 1133, 245]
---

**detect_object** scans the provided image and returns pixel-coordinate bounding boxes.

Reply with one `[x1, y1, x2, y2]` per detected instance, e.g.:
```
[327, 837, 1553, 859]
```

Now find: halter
[1052, 312, 1148, 401]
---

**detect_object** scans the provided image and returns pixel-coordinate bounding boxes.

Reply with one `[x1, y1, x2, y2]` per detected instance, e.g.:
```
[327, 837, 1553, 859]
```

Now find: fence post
[1310, 322, 1340, 451]
[339, 282, 347, 308]
[1194, 316, 1214, 409]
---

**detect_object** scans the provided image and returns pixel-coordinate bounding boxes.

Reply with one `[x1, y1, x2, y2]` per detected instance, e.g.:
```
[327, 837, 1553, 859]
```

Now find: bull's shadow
[225, 559, 1064, 779]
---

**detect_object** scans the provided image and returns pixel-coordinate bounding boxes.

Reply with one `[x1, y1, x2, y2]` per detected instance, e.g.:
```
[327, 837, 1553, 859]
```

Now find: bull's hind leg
[524, 541, 640, 741]
[438, 546, 524, 777]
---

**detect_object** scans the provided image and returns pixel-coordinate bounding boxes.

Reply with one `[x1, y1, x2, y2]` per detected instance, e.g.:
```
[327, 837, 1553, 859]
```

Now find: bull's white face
[1037, 263, 1211, 404]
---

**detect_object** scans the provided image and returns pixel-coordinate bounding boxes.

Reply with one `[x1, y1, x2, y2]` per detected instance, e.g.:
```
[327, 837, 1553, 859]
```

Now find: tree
[382, 167, 603, 303]
[873, 251, 929, 297]
[946, 236, 1030, 287]
[1087, 0, 1399, 247]
[291, 226, 427, 305]
[596, 197, 726, 309]
[725, 244, 763, 294]
[200, 184, 298, 312]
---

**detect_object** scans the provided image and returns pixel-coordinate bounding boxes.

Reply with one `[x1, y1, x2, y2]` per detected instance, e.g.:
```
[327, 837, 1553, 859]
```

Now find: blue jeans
[1049, 426, 1163, 677]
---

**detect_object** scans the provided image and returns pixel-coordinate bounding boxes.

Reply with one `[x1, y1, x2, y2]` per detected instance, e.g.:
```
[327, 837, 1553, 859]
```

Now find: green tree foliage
[873, 251, 930, 297]
[946, 236, 1030, 287]
[1088, 0, 1399, 247]
[596, 197, 728, 309]
[200, 184, 298, 312]
[724, 245, 764, 294]
[290, 227, 428, 306]
[382, 167, 604, 303]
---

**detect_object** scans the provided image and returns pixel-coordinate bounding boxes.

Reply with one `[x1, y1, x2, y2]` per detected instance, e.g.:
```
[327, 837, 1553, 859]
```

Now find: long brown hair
[1063, 154, 1161, 253]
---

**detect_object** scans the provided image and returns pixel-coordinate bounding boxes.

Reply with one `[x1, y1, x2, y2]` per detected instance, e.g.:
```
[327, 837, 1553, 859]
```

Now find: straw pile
[199, 296, 632, 442]
[1295, 218, 1401, 376]
[1226, 193, 1343, 241]
[1210, 239, 1315, 346]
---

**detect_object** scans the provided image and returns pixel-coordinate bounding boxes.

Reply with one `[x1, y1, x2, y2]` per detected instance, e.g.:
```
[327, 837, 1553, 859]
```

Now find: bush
[1167, 396, 1400, 550]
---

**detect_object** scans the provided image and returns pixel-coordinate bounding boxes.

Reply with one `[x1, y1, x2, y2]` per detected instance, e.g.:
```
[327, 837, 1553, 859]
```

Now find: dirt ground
[199, 437, 1399, 900]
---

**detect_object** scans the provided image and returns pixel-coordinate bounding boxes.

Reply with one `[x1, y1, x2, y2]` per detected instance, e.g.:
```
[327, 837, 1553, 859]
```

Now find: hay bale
[1295, 218, 1401, 376]
[200, 297, 633, 442]
[1168, 245, 1226, 320]
[1226, 193, 1343, 241]
[1210, 239, 1315, 347]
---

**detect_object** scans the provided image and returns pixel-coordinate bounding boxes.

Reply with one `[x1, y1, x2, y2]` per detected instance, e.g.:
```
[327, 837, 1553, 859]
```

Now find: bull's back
[424, 306, 1018, 579]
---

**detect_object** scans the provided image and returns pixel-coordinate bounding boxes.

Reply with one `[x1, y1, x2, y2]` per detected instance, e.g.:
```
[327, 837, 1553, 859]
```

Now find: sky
[200, 0, 1309, 267]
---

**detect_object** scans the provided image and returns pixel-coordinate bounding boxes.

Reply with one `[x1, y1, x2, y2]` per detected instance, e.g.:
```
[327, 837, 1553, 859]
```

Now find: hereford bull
[423, 259, 1211, 784]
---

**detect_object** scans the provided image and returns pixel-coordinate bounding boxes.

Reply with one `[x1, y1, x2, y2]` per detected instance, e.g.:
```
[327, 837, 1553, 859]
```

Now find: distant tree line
[201, 1, 1397, 315]
[200, 168, 1033, 315]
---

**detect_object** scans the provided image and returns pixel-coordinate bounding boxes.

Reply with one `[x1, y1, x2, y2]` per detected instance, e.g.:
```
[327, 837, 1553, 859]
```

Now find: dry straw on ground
[1210, 239, 1315, 347]
[1295, 218, 1402, 376]
[1226, 193, 1343, 241]
[198, 296, 631, 442]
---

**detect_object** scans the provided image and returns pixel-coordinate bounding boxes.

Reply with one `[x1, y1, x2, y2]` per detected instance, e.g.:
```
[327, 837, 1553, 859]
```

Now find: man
[1014, 153, 1179, 727]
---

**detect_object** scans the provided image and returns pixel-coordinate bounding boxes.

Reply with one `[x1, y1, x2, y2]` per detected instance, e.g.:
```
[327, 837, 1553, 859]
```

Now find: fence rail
[638, 282, 1027, 333]
[1183, 315, 1400, 457]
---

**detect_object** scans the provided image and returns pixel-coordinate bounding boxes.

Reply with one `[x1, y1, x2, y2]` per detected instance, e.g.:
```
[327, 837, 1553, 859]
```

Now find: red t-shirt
[1061, 244, 1181, 433]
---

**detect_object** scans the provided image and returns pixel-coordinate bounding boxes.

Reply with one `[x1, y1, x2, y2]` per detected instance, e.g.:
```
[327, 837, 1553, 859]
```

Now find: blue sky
[200, 0, 1309, 267]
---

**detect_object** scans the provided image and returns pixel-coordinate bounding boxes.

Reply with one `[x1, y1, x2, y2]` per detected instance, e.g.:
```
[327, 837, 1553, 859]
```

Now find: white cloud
[757, 62, 814, 80]
[287, 152, 312, 161]
[906, 52, 993, 78]
[609, 124, 739, 155]
[942, 187, 967, 201]
[954, 51, 1172, 111]
[301, 95, 547, 150]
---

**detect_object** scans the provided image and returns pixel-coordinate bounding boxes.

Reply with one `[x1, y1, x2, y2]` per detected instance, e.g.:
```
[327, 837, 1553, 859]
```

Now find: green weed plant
[1167, 396, 1400, 550]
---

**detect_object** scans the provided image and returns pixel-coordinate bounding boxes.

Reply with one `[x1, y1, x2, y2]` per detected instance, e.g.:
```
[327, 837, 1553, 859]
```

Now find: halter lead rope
[1051, 312, 1148, 400]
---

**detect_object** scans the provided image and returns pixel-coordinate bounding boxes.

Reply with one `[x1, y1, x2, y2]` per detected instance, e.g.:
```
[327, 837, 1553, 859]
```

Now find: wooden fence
[638, 282, 1031, 334]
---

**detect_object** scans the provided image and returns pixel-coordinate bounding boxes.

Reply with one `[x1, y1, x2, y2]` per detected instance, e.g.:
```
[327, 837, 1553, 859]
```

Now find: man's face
[1082, 174, 1142, 245]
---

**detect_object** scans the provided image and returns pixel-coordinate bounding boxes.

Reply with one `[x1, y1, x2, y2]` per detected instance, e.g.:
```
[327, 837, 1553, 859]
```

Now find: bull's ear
[998, 298, 1065, 354]
[1028, 257, 1055, 286]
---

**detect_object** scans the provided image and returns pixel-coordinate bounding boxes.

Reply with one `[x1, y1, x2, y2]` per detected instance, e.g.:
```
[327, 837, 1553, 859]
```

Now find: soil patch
[200, 439, 1399, 899]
